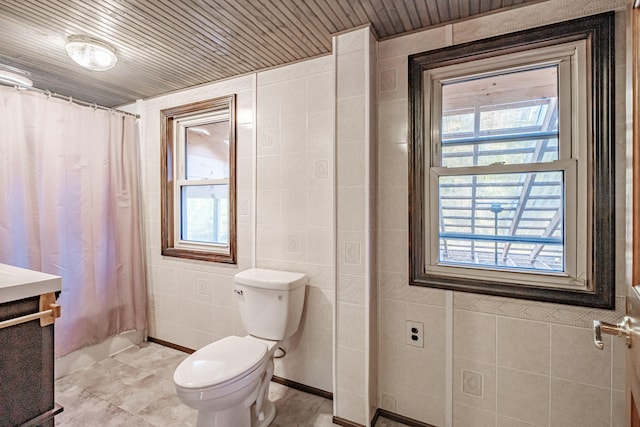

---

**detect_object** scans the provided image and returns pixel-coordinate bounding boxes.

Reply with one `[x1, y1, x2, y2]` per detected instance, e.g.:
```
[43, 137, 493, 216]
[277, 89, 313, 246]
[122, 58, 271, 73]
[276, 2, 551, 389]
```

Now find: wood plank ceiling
[0, 0, 542, 107]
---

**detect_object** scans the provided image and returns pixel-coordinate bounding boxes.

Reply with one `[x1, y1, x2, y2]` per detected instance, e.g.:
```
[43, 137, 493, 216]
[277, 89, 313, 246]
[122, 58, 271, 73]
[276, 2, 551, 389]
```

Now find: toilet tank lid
[234, 268, 308, 290]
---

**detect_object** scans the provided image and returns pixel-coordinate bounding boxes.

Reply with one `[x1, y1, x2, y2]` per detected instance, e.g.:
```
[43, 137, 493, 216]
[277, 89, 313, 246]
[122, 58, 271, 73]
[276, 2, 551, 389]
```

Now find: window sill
[161, 247, 236, 264]
[410, 272, 614, 309]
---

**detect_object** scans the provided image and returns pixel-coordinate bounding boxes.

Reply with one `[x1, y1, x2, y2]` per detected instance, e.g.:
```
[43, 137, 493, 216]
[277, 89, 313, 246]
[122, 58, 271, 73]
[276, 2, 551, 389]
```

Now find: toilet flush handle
[233, 289, 243, 296]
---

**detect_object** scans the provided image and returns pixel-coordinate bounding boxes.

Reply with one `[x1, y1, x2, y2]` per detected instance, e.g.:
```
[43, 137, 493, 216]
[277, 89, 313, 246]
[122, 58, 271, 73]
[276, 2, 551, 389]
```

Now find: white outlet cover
[406, 320, 424, 347]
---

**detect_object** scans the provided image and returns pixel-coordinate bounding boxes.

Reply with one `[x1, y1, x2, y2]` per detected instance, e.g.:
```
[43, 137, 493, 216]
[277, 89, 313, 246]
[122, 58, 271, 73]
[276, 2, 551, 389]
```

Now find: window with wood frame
[409, 13, 615, 308]
[161, 96, 237, 264]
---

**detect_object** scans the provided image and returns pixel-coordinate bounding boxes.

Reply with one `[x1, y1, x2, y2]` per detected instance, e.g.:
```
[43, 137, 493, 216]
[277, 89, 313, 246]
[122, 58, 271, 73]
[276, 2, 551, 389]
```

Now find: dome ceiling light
[65, 35, 118, 71]
[0, 70, 33, 87]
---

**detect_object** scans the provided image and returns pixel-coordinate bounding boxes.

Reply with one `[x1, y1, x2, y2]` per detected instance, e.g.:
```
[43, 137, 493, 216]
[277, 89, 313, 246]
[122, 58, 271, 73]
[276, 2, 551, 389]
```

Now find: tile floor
[53, 341, 337, 426]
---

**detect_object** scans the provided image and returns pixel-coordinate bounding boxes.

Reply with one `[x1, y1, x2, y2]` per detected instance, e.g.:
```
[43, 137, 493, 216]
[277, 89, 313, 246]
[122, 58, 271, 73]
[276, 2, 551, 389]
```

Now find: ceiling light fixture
[65, 35, 118, 71]
[0, 70, 33, 87]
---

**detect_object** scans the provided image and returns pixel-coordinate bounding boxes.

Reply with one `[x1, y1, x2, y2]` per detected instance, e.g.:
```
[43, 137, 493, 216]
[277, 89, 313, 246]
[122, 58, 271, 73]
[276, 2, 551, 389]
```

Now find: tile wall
[138, 56, 336, 393]
[255, 56, 335, 392]
[140, 75, 256, 351]
[367, 27, 379, 425]
[334, 27, 378, 425]
[376, 0, 629, 426]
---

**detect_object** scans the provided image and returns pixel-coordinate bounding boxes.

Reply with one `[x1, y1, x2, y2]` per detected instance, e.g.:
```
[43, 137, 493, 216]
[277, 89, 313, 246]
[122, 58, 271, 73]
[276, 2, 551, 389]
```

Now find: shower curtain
[0, 86, 147, 357]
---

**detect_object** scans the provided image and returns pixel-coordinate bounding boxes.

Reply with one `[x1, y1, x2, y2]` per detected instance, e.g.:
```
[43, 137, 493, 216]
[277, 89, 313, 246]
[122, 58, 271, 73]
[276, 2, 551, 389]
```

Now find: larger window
[409, 13, 615, 308]
[161, 96, 236, 263]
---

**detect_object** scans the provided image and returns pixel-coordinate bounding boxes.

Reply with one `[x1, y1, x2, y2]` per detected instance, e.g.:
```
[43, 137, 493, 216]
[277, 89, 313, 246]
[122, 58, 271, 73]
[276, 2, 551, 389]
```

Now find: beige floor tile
[54, 342, 337, 427]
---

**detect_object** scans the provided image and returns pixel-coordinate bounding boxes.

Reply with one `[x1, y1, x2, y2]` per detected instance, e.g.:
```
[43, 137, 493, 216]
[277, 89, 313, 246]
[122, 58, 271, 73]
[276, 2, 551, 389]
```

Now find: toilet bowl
[173, 268, 307, 427]
[174, 335, 279, 427]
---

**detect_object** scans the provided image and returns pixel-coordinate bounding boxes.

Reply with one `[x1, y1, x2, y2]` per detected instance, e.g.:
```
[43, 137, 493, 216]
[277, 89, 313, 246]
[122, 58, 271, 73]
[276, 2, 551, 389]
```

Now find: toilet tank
[234, 268, 307, 341]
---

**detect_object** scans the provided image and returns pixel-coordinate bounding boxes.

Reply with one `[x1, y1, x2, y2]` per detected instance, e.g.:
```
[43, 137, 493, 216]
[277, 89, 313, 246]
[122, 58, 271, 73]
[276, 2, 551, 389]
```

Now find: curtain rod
[6, 84, 140, 118]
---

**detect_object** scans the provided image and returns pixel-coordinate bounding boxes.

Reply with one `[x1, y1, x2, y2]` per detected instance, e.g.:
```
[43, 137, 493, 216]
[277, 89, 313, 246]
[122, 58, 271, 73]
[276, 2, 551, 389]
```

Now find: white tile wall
[139, 56, 336, 393]
[140, 75, 255, 354]
[454, 403, 496, 427]
[376, 1, 628, 426]
[451, 0, 626, 44]
[496, 317, 550, 375]
[334, 26, 378, 425]
[497, 367, 550, 425]
[549, 379, 612, 427]
[453, 310, 496, 364]
[255, 55, 335, 392]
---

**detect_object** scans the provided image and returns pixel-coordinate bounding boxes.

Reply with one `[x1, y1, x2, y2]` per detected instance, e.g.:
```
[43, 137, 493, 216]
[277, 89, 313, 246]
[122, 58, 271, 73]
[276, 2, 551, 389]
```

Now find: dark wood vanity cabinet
[0, 295, 61, 427]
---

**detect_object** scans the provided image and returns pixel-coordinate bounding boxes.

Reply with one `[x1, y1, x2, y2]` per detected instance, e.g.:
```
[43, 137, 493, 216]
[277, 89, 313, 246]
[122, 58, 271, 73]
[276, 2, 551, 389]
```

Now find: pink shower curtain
[0, 87, 147, 357]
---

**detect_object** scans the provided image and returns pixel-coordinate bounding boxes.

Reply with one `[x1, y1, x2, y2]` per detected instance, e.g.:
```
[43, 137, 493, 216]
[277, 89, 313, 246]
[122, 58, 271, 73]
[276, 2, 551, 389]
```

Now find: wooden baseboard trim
[147, 336, 195, 354]
[23, 404, 64, 427]
[271, 375, 333, 400]
[371, 409, 380, 426]
[332, 416, 366, 427]
[374, 408, 437, 427]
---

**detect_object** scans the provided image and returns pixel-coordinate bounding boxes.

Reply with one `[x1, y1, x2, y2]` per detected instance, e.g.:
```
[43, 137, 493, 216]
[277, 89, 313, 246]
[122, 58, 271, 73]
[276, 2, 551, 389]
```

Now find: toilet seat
[174, 336, 268, 390]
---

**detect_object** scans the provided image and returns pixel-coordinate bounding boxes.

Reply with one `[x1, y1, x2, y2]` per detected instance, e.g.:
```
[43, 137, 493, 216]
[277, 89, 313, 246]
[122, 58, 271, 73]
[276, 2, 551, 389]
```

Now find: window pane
[438, 171, 563, 272]
[442, 108, 474, 137]
[441, 138, 558, 168]
[479, 103, 549, 132]
[441, 66, 559, 167]
[181, 185, 229, 244]
[185, 121, 230, 180]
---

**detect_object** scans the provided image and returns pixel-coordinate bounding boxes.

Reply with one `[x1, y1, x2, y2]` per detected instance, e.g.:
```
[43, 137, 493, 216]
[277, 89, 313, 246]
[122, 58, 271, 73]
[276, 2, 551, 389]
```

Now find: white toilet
[173, 268, 307, 427]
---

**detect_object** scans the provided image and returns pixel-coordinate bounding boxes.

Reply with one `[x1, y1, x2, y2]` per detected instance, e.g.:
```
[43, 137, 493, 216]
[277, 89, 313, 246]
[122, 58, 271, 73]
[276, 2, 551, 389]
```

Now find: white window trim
[172, 111, 231, 255]
[422, 40, 589, 291]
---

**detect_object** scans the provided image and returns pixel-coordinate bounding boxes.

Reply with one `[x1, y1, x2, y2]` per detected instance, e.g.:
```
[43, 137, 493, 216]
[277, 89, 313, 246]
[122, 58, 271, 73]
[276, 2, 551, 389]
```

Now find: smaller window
[161, 96, 236, 263]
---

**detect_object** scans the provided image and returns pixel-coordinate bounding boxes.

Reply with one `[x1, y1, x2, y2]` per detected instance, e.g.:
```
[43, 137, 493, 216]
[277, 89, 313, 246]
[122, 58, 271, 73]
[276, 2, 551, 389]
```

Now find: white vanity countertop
[0, 263, 62, 304]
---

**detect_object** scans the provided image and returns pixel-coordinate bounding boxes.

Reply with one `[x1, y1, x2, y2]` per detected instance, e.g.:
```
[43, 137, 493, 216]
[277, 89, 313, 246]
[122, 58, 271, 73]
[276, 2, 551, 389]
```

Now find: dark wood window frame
[160, 95, 237, 264]
[408, 12, 615, 308]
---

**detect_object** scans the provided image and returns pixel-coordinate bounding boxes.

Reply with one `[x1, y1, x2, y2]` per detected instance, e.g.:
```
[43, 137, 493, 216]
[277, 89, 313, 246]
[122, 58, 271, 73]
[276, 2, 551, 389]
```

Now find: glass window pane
[440, 237, 564, 271]
[181, 185, 229, 244]
[438, 171, 563, 272]
[442, 108, 474, 137]
[185, 120, 230, 180]
[479, 104, 549, 132]
[440, 66, 559, 167]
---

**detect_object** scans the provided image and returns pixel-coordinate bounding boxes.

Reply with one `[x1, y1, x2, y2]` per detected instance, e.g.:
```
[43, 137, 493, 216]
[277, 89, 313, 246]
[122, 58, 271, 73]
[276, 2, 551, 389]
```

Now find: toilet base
[196, 403, 251, 427]
[194, 398, 276, 427]
[252, 399, 276, 427]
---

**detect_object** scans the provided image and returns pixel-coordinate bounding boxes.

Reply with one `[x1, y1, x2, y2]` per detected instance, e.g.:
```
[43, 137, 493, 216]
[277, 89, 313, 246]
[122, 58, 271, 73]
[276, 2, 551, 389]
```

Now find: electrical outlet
[406, 320, 424, 347]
